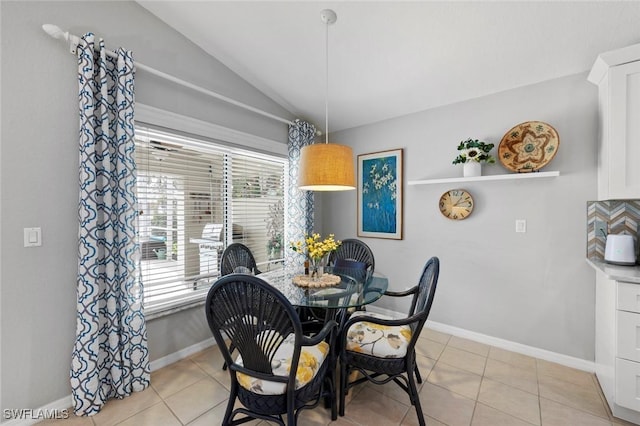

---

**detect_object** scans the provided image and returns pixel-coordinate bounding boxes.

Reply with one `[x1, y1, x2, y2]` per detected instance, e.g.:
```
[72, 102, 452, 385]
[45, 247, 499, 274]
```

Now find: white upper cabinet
[589, 44, 640, 200]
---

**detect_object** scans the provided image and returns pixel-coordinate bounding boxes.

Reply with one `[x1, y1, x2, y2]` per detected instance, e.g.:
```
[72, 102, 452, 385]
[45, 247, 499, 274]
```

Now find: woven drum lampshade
[298, 143, 355, 191]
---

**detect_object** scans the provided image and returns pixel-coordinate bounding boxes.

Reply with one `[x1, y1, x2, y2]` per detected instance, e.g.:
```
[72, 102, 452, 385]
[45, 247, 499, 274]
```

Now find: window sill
[145, 295, 207, 321]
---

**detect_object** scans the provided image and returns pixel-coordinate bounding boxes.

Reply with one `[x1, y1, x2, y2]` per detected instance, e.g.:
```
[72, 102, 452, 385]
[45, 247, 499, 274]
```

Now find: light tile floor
[38, 328, 637, 426]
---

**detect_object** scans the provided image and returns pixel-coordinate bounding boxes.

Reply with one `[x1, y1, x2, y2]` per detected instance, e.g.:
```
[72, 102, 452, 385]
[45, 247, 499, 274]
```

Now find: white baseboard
[149, 337, 216, 372]
[366, 305, 595, 373]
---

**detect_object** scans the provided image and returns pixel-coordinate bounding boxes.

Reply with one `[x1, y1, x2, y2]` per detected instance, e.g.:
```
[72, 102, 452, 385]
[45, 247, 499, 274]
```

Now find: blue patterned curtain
[71, 33, 149, 416]
[285, 119, 316, 267]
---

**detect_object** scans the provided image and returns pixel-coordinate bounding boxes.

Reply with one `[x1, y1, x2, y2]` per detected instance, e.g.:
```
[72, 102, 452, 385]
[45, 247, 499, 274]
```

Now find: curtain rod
[42, 24, 295, 126]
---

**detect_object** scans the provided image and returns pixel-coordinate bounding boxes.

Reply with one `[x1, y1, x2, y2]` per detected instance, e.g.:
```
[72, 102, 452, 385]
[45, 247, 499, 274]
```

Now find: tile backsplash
[587, 200, 640, 261]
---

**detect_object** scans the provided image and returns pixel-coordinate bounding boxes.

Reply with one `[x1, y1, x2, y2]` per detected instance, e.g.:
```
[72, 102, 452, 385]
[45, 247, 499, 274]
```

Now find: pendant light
[298, 9, 356, 191]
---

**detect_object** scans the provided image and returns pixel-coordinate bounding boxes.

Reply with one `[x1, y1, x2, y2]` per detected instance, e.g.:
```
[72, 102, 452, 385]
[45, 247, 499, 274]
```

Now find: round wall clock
[439, 189, 474, 220]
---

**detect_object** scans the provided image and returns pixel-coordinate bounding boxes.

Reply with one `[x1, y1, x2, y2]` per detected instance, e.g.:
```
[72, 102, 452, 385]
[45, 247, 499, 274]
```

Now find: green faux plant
[452, 138, 496, 164]
[265, 200, 284, 252]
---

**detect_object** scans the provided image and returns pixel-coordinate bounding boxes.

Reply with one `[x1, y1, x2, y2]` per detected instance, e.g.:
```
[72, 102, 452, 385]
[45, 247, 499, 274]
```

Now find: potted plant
[452, 138, 496, 177]
[265, 200, 284, 259]
[267, 234, 283, 259]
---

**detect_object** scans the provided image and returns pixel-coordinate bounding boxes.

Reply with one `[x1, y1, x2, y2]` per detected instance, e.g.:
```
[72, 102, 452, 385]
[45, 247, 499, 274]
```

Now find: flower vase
[463, 161, 482, 177]
[310, 255, 328, 280]
[309, 258, 320, 280]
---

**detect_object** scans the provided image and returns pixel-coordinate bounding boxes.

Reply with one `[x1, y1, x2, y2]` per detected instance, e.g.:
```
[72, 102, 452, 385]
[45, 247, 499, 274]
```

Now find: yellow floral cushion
[345, 311, 412, 358]
[236, 333, 330, 395]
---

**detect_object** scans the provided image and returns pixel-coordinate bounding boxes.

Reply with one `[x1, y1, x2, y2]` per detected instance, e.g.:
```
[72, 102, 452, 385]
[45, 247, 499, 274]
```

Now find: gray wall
[0, 1, 291, 413]
[324, 72, 598, 360]
[0, 0, 600, 414]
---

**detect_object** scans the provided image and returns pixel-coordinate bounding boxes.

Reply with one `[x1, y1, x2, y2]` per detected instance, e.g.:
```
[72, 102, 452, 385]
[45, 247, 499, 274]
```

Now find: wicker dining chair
[219, 243, 263, 370]
[338, 257, 440, 426]
[327, 239, 375, 319]
[328, 238, 375, 276]
[205, 274, 338, 425]
[332, 258, 368, 284]
[220, 243, 262, 276]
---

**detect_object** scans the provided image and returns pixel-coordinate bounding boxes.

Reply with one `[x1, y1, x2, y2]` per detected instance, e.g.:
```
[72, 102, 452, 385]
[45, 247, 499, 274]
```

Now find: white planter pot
[463, 161, 482, 177]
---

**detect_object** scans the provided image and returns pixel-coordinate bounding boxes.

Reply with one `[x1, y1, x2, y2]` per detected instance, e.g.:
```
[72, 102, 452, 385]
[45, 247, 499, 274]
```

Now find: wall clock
[439, 189, 474, 220]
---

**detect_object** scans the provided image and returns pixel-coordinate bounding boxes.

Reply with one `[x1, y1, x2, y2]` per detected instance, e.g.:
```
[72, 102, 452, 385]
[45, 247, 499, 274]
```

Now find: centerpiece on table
[452, 138, 496, 177]
[290, 233, 341, 280]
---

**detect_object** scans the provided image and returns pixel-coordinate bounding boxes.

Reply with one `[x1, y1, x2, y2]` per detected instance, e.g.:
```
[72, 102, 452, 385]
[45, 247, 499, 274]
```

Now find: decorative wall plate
[498, 121, 559, 172]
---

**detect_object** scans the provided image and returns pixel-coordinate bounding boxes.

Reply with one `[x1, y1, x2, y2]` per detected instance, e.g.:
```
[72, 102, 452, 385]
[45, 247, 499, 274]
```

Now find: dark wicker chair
[205, 274, 338, 425]
[329, 239, 375, 315]
[332, 258, 368, 284]
[219, 243, 263, 370]
[338, 257, 440, 426]
[220, 243, 262, 276]
[328, 238, 375, 277]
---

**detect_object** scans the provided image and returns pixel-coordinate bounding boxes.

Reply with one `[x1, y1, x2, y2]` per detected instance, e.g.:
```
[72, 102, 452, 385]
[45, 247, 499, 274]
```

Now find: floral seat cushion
[236, 333, 330, 395]
[345, 311, 412, 358]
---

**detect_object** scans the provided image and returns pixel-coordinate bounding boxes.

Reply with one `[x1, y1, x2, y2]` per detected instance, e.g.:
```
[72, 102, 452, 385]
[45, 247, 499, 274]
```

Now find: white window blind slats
[135, 127, 286, 316]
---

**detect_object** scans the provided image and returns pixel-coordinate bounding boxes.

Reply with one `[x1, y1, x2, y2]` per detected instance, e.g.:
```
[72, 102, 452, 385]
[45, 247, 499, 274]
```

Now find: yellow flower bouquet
[290, 233, 341, 276]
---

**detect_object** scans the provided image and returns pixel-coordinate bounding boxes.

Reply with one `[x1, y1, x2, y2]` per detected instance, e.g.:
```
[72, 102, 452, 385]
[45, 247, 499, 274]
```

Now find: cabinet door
[616, 358, 640, 410]
[618, 281, 640, 314]
[618, 310, 640, 362]
[608, 60, 640, 199]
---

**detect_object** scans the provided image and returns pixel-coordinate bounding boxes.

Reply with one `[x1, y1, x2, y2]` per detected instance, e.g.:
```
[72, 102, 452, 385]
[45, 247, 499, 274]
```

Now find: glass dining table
[257, 266, 388, 313]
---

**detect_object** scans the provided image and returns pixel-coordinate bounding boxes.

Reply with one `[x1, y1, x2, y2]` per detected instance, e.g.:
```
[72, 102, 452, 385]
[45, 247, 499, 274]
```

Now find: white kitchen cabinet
[588, 43, 640, 200]
[617, 310, 640, 363]
[594, 264, 640, 424]
[616, 358, 640, 413]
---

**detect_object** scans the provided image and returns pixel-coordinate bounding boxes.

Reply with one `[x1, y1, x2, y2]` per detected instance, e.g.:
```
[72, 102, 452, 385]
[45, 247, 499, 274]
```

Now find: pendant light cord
[325, 16, 329, 144]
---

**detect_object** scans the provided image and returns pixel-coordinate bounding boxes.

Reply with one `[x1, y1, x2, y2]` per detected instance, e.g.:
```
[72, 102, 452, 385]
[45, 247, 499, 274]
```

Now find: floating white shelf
[407, 170, 560, 186]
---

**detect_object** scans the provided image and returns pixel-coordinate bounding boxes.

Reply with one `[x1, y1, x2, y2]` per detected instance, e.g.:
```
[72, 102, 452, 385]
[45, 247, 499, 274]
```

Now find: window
[135, 126, 286, 316]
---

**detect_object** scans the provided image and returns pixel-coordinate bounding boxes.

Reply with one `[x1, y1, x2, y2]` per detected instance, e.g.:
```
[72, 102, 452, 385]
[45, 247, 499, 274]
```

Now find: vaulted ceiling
[137, 1, 640, 133]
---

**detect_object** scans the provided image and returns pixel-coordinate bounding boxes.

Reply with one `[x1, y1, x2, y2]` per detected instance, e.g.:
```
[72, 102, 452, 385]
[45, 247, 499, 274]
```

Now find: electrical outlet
[595, 220, 608, 239]
[515, 220, 526, 233]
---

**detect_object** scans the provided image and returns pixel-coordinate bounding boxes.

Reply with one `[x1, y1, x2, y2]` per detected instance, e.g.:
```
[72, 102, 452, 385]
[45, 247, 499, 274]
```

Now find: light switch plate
[24, 227, 42, 247]
[515, 220, 527, 233]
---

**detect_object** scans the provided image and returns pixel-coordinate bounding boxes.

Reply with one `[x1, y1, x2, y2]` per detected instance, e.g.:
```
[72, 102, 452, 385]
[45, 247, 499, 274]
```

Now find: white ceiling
[137, 1, 640, 133]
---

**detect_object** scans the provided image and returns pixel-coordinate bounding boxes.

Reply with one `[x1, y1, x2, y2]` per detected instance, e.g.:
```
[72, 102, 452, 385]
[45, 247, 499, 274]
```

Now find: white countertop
[587, 258, 640, 283]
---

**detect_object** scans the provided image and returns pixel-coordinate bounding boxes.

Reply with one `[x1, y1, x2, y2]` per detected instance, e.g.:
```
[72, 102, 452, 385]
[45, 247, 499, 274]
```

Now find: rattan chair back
[410, 256, 440, 321]
[206, 275, 301, 378]
[328, 238, 375, 275]
[332, 259, 368, 284]
[220, 243, 261, 276]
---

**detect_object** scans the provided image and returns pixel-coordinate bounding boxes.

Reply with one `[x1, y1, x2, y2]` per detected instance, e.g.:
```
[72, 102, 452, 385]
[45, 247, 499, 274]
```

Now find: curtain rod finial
[42, 24, 79, 54]
[42, 24, 66, 40]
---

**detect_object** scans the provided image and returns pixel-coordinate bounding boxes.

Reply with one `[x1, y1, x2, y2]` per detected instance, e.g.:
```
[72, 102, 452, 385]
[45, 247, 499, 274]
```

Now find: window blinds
[135, 126, 286, 315]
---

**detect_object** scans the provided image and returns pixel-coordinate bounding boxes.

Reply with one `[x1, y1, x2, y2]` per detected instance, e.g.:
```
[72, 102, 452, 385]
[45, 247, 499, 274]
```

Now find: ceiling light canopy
[298, 9, 356, 191]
